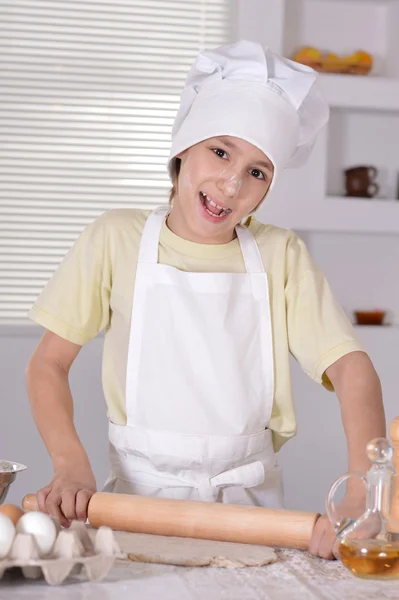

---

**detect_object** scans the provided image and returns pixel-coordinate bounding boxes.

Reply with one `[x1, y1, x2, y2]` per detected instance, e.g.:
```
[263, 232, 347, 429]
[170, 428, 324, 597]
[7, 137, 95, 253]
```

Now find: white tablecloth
[0, 549, 398, 599]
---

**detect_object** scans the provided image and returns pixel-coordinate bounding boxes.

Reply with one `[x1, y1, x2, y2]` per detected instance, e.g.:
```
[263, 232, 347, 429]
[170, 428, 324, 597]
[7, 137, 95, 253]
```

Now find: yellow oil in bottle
[339, 539, 399, 579]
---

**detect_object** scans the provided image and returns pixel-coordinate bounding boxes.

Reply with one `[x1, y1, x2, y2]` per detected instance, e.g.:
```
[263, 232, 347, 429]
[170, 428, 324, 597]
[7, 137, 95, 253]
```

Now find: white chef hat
[168, 40, 329, 207]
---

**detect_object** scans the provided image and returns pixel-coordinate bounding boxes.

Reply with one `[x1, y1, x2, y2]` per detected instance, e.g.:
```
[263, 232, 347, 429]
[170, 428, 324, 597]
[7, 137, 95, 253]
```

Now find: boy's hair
[169, 158, 181, 204]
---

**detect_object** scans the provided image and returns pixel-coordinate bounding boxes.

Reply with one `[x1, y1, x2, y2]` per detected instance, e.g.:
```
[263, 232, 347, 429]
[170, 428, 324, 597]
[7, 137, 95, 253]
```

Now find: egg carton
[0, 521, 125, 586]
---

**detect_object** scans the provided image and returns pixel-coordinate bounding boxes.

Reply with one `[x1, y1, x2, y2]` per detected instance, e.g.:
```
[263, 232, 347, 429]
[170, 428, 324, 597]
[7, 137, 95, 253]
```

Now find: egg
[0, 513, 16, 558]
[0, 504, 24, 525]
[16, 512, 57, 556]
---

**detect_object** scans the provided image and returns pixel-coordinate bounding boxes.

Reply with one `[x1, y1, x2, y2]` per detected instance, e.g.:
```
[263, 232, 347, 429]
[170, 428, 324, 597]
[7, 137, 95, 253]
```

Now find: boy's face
[167, 136, 274, 244]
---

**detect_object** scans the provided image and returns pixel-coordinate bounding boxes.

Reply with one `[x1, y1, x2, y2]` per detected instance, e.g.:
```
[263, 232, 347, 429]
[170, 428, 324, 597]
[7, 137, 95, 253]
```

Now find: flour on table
[100, 530, 277, 568]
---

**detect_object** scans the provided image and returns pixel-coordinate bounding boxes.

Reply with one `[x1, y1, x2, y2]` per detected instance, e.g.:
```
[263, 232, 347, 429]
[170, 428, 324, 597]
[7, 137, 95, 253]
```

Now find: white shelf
[354, 325, 399, 330]
[319, 74, 399, 112]
[327, 194, 399, 206]
[239, 0, 399, 235]
[317, 196, 399, 233]
[273, 194, 399, 234]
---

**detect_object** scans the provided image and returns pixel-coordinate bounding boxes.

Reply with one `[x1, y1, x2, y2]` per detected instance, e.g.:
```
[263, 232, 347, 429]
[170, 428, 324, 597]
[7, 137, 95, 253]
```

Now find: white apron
[103, 206, 284, 508]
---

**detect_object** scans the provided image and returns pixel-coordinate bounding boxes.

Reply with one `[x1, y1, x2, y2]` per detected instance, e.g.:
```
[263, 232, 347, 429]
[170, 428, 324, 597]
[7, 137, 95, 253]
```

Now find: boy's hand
[36, 467, 97, 528]
[308, 495, 365, 560]
[308, 512, 339, 560]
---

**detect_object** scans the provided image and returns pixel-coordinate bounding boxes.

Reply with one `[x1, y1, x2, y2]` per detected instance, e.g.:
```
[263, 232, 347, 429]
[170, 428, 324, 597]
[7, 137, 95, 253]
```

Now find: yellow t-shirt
[28, 208, 364, 451]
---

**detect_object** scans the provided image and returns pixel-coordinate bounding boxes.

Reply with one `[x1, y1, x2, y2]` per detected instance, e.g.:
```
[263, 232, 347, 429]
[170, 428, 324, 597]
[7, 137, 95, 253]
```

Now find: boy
[26, 41, 385, 559]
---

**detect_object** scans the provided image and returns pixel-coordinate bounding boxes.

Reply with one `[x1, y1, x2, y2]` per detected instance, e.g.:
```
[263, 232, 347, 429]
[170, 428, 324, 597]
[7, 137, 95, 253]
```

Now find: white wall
[303, 230, 399, 324]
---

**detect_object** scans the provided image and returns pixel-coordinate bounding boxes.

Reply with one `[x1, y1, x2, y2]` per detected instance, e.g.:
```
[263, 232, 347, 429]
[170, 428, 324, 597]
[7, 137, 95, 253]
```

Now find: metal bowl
[0, 461, 27, 505]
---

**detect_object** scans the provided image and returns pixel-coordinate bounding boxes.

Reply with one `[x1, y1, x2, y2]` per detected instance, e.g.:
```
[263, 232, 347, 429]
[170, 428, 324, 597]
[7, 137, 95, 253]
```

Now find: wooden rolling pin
[22, 416, 399, 550]
[22, 492, 319, 550]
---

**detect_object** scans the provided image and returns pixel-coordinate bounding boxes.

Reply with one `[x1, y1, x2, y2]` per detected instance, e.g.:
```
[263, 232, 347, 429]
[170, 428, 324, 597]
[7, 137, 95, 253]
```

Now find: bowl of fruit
[293, 47, 373, 75]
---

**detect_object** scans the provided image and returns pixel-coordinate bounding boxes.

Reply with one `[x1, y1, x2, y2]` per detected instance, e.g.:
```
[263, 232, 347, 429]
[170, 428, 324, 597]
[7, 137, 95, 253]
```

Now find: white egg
[16, 512, 57, 556]
[0, 513, 16, 558]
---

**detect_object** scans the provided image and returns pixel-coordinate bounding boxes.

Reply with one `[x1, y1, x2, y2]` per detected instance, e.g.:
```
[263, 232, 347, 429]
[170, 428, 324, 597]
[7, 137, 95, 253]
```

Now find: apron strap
[138, 205, 265, 273]
[137, 205, 169, 264]
[235, 224, 265, 274]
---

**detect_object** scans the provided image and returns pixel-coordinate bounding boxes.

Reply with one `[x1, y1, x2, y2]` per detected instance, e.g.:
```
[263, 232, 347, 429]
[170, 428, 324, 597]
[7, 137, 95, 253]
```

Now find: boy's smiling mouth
[199, 191, 232, 220]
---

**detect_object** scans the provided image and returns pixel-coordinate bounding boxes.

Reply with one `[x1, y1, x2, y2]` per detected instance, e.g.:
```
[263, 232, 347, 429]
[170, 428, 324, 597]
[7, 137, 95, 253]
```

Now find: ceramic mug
[345, 166, 379, 198]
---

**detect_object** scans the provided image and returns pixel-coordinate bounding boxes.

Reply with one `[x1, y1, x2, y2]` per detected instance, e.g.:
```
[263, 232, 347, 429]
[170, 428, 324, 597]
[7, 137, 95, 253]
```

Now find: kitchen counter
[0, 548, 398, 599]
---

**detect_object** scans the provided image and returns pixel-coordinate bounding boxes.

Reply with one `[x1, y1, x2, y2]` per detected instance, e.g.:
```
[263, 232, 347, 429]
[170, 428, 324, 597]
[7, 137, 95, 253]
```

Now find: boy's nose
[218, 173, 242, 198]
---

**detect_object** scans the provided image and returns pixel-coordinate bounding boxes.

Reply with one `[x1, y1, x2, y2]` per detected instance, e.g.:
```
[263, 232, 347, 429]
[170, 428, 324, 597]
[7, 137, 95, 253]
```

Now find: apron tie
[105, 446, 268, 503]
[197, 461, 265, 502]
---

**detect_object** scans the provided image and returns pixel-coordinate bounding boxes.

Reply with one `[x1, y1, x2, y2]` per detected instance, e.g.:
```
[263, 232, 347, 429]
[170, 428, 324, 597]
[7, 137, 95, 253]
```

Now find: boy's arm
[26, 330, 97, 527]
[327, 350, 386, 480]
[309, 350, 386, 559]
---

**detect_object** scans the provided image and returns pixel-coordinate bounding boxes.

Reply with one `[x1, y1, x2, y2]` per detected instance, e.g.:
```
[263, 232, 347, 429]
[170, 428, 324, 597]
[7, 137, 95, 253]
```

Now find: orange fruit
[293, 47, 322, 63]
[353, 50, 373, 65]
[325, 53, 339, 61]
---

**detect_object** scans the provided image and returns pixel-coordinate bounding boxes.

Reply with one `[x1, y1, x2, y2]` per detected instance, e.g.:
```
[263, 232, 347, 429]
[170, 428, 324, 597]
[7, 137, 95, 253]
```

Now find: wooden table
[0, 548, 397, 599]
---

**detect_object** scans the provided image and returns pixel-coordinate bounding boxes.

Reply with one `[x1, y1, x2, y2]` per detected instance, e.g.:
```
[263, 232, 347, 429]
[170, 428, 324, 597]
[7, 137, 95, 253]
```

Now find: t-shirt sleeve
[28, 213, 111, 345]
[285, 234, 366, 391]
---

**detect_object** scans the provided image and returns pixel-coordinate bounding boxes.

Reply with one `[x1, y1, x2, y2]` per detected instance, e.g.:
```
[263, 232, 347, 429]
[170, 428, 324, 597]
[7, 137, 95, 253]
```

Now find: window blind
[0, 0, 232, 323]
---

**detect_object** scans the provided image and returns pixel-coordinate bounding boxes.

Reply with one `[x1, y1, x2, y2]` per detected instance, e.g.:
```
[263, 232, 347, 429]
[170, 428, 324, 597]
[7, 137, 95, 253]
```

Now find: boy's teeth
[203, 194, 225, 210]
[201, 192, 231, 218]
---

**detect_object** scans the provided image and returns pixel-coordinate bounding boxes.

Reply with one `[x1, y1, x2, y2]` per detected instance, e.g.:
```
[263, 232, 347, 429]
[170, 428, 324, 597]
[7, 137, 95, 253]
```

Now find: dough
[109, 530, 277, 568]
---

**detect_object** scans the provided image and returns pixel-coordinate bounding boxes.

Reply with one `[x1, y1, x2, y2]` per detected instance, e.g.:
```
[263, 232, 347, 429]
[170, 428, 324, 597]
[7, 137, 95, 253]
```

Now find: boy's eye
[250, 168, 265, 180]
[212, 148, 228, 159]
